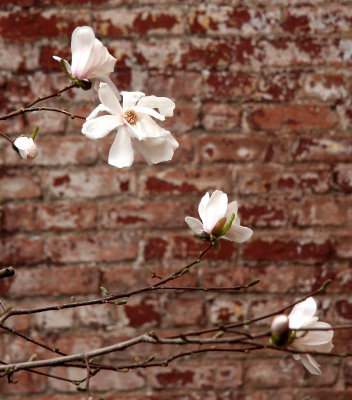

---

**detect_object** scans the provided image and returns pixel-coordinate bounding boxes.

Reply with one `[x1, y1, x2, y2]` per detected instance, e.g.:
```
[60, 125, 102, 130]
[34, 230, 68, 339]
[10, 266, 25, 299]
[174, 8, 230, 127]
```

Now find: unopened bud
[13, 137, 38, 161]
[271, 314, 290, 346]
[271, 314, 289, 336]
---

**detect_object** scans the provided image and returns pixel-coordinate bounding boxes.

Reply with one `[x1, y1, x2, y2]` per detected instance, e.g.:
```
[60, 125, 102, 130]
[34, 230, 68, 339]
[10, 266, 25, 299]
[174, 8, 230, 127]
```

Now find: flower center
[124, 110, 137, 125]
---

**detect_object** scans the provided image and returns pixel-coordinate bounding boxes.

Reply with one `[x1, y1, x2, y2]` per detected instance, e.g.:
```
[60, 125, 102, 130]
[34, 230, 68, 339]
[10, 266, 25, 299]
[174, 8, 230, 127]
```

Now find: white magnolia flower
[13, 137, 38, 161]
[288, 297, 334, 375]
[82, 83, 179, 168]
[53, 26, 117, 91]
[185, 190, 253, 243]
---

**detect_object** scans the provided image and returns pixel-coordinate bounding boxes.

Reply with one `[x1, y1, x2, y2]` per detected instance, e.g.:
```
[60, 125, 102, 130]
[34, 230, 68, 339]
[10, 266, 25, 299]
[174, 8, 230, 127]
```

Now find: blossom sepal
[217, 213, 235, 237]
[59, 58, 92, 90]
[270, 330, 296, 347]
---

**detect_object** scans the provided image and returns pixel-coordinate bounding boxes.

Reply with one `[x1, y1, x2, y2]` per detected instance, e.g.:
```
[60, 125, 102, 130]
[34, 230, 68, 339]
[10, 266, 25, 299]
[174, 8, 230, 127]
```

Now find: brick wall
[0, 0, 352, 398]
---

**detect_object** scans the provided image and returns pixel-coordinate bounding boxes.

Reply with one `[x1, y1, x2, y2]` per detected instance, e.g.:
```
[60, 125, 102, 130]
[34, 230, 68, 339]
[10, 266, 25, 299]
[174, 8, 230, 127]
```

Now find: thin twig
[0, 267, 15, 279]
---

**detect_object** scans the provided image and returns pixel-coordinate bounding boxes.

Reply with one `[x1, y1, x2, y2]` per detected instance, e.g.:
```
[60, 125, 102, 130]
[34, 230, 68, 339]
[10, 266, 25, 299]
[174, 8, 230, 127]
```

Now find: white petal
[127, 115, 167, 140]
[289, 297, 317, 330]
[137, 95, 175, 117]
[86, 104, 111, 120]
[14, 137, 33, 150]
[296, 322, 334, 346]
[299, 353, 322, 375]
[93, 76, 120, 100]
[203, 190, 228, 234]
[198, 193, 210, 224]
[108, 127, 134, 168]
[121, 91, 145, 109]
[83, 38, 116, 77]
[185, 217, 204, 234]
[98, 83, 123, 115]
[82, 115, 122, 139]
[132, 132, 179, 165]
[132, 106, 165, 121]
[223, 225, 253, 243]
[225, 201, 238, 220]
[70, 26, 96, 79]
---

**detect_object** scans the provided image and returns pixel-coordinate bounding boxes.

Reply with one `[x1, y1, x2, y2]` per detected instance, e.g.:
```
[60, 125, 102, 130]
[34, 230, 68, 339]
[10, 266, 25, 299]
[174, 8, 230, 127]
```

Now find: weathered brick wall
[0, 0, 352, 398]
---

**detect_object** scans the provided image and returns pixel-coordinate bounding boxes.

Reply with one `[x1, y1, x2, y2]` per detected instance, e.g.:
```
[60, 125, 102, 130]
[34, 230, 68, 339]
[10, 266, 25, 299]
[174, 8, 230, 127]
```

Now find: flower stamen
[124, 110, 137, 125]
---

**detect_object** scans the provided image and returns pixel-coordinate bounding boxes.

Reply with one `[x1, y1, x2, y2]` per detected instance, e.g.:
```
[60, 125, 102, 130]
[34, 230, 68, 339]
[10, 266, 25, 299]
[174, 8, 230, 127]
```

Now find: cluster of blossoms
[11, 25, 335, 377]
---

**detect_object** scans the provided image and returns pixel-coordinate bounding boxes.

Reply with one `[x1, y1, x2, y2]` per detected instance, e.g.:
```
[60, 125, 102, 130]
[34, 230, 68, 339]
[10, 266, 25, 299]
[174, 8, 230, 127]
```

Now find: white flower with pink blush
[13, 137, 38, 161]
[288, 297, 334, 375]
[185, 190, 253, 243]
[53, 26, 117, 91]
[82, 83, 179, 168]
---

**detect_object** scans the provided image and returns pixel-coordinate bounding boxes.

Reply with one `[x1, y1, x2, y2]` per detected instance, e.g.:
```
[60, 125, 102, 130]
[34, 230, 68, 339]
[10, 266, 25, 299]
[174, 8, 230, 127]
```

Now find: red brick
[7, 265, 99, 298]
[123, 296, 160, 328]
[189, 5, 281, 36]
[94, 8, 184, 37]
[0, 235, 44, 266]
[239, 202, 286, 228]
[164, 296, 206, 327]
[245, 359, 304, 387]
[198, 135, 278, 163]
[99, 200, 193, 230]
[140, 167, 231, 195]
[0, 173, 41, 200]
[0, 9, 90, 42]
[334, 235, 352, 258]
[299, 73, 347, 101]
[161, 102, 199, 133]
[202, 71, 255, 99]
[4, 203, 97, 232]
[243, 236, 331, 262]
[291, 197, 350, 226]
[46, 233, 138, 263]
[209, 297, 246, 324]
[335, 298, 352, 320]
[255, 70, 301, 102]
[202, 103, 242, 131]
[75, 303, 117, 328]
[247, 104, 337, 133]
[293, 137, 352, 162]
[0, 42, 40, 71]
[42, 167, 135, 198]
[334, 164, 352, 193]
[149, 362, 242, 389]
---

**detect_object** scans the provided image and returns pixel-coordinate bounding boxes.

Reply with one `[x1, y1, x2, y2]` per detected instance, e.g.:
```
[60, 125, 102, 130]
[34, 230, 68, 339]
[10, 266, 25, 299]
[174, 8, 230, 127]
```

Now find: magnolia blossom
[288, 297, 334, 375]
[82, 83, 179, 168]
[13, 137, 38, 161]
[185, 190, 253, 243]
[53, 26, 117, 90]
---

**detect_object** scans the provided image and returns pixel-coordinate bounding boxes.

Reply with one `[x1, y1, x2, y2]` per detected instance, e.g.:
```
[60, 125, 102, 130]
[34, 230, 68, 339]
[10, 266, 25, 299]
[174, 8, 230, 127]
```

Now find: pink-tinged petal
[296, 322, 334, 346]
[225, 201, 238, 220]
[137, 95, 175, 117]
[53, 56, 72, 75]
[121, 91, 145, 109]
[299, 353, 322, 375]
[84, 38, 116, 77]
[82, 115, 122, 139]
[289, 297, 317, 330]
[132, 132, 179, 165]
[132, 105, 165, 121]
[203, 191, 228, 234]
[198, 193, 210, 225]
[108, 127, 134, 168]
[98, 83, 123, 115]
[70, 26, 96, 79]
[185, 217, 204, 234]
[223, 224, 253, 243]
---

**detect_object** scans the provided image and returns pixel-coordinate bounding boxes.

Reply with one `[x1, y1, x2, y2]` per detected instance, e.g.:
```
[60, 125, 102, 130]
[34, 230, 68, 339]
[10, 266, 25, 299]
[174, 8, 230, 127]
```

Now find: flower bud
[13, 137, 38, 161]
[271, 314, 290, 346]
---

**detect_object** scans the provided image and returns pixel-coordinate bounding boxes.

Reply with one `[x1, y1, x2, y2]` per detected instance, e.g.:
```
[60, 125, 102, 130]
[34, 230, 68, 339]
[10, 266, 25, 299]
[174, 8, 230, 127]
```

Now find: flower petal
[82, 115, 122, 139]
[132, 132, 179, 165]
[137, 95, 175, 117]
[53, 56, 72, 75]
[289, 297, 317, 330]
[70, 26, 96, 79]
[299, 353, 322, 375]
[185, 217, 204, 234]
[203, 190, 228, 234]
[225, 201, 238, 220]
[296, 322, 334, 346]
[127, 114, 167, 139]
[121, 91, 145, 109]
[198, 193, 210, 224]
[108, 127, 134, 168]
[223, 224, 253, 243]
[132, 105, 165, 121]
[98, 83, 123, 115]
